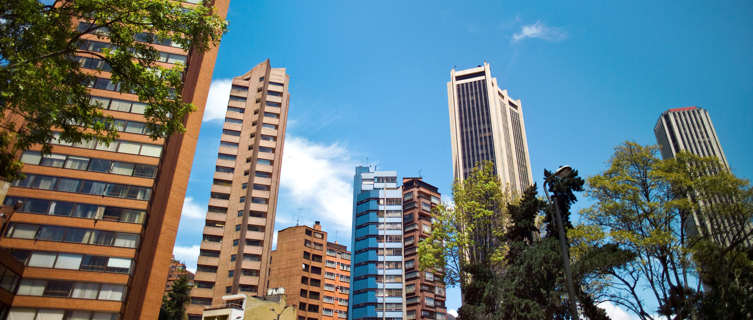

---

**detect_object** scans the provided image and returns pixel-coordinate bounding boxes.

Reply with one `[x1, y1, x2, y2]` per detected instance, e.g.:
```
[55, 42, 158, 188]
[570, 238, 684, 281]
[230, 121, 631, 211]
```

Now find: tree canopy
[0, 0, 227, 181]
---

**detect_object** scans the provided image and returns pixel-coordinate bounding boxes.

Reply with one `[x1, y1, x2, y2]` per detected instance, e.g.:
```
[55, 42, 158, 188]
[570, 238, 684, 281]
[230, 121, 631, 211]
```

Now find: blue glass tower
[349, 166, 405, 320]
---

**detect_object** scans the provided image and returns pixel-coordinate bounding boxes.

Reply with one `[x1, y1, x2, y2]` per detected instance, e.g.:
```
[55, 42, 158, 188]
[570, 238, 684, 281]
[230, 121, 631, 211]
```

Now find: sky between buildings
[173, 1, 753, 318]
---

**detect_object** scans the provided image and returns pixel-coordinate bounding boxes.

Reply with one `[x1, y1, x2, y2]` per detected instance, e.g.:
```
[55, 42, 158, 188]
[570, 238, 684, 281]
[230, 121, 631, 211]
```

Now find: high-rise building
[447, 62, 533, 194]
[268, 222, 351, 320]
[350, 166, 404, 320]
[0, 1, 229, 319]
[165, 256, 195, 292]
[187, 60, 291, 319]
[401, 178, 446, 320]
[654, 106, 750, 246]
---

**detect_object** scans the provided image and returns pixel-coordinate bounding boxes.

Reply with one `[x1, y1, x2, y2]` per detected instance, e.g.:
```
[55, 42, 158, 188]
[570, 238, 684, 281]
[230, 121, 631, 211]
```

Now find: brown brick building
[0, 1, 229, 319]
[187, 60, 291, 319]
[165, 256, 195, 291]
[269, 222, 351, 320]
[402, 178, 447, 320]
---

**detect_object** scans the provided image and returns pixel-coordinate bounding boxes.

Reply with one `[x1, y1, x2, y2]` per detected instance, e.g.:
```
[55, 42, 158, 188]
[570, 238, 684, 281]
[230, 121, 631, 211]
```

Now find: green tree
[159, 274, 192, 320]
[577, 141, 753, 319]
[418, 161, 511, 306]
[0, 0, 227, 181]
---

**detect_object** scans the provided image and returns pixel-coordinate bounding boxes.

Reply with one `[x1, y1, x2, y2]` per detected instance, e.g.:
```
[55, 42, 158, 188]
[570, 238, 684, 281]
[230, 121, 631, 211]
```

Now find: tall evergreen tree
[159, 275, 192, 320]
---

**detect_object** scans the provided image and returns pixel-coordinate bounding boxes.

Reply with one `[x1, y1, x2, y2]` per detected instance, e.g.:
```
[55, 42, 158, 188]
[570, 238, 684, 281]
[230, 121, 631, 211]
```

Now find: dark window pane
[37, 226, 65, 241]
[91, 230, 115, 246]
[25, 198, 50, 214]
[64, 228, 89, 243]
[73, 204, 98, 219]
[89, 159, 112, 173]
[52, 202, 75, 216]
[133, 164, 156, 178]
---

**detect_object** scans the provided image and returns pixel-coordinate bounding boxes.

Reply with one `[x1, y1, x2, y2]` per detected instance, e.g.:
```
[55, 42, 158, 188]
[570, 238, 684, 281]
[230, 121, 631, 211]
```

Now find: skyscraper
[447, 62, 533, 194]
[268, 221, 351, 320]
[401, 178, 446, 320]
[187, 60, 290, 319]
[350, 166, 405, 320]
[654, 106, 749, 246]
[0, 1, 229, 319]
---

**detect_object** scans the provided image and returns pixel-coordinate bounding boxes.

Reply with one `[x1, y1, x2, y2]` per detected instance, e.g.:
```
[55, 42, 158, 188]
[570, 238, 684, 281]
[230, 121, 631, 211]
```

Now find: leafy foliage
[159, 274, 192, 320]
[0, 0, 227, 180]
[577, 141, 753, 319]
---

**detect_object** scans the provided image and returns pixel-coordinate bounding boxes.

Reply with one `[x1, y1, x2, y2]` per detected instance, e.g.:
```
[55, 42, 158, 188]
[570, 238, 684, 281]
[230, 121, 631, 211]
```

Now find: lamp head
[554, 165, 573, 178]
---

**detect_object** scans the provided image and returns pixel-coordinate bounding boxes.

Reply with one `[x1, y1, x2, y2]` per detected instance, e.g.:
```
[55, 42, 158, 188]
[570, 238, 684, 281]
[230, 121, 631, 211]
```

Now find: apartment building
[0, 1, 230, 319]
[268, 222, 351, 320]
[350, 166, 405, 320]
[447, 62, 533, 194]
[401, 178, 446, 320]
[187, 60, 291, 319]
[165, 256, 195, 291]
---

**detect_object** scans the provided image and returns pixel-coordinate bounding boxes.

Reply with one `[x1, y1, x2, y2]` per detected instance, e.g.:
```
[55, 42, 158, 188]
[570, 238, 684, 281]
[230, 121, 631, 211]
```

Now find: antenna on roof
[418, 169, 423, 178]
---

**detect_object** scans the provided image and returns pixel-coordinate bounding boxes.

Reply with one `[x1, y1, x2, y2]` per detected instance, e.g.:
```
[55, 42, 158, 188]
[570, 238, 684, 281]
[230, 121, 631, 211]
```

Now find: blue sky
[173, 1, 753, 318]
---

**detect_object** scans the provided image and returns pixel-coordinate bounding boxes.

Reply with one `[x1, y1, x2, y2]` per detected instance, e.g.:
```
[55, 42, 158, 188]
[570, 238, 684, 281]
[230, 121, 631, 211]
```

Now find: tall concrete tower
[187, 60, 290, 319]
[654, 106, 749, 246]
[447, 62, 533, 194]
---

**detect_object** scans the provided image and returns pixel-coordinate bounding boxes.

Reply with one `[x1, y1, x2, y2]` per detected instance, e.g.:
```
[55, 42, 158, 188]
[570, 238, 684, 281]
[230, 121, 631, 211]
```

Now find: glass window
[98, 284, 123, 300]
[111, 162, 134, 175]
[109, 100, 131, 112]
[118, 141, 141, 154]
[130, 102, 146, 114]
[17, 279, 46, 296]
[81, 256, 108, 272]
[72, 282, 100, 299]
[32, 176, 56, 190]
[91, 231, 115, 246]
[10, 224, 38, 239]
[51, 201, 74, 216]
[94, 140, 118, 152]
[55, 253, 83, 270]
[107, 257, 132, 273]
[73, 203, 99, 218]
[133, 164, 157, 178]
[40, 154, 68, 167]
[114, 233, 139, 248]
[28, 252, 57, 268]
[20, 151, 42, 165]
[8, 308, 37, 320]
[79, 181, 107, 195]
[25, 198, 50, 214]
[55, 178, 80, 193]
[64, 156, 90, 170]
[64, 228, 92, 243]
[140, 144, 162, 157]
[37, 226, 65, 241]
[105, 184, 125, 197]
[88, 159, 112, 173]
[124, 121, 146, 134]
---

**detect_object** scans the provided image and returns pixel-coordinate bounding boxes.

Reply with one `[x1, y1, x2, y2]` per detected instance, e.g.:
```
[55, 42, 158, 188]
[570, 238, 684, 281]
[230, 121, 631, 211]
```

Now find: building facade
[187, 60, 291, 319]
[447, 62, 533, 194]
[401, 178, 446, 320]
[166, 256, 195, 292]
[350, 166, 405, 320]
[268, 222, 351, 320]
[0, 1, 230, 319]
[654, 106, 750, 246]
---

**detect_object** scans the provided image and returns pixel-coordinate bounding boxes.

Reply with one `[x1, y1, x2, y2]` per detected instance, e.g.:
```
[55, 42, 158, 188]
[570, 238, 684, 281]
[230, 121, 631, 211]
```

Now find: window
[261, 135, 276, 142]
[263, 112, 279, 119]
[228, 95, 246, 103]
[220, 141, 239, 148]
[267, 90, 282, 97]
[251, 197, 268, 204]
[227, 106, 245, 113]
[257, 159, 272, 166]
[218, 154, 236, 161]
[262, 123, 277, 130]
[222, 129, 241, 137]
[210, 193, 230, 200]
[253, 184, 270, 191]
[225, 117, 244, 124]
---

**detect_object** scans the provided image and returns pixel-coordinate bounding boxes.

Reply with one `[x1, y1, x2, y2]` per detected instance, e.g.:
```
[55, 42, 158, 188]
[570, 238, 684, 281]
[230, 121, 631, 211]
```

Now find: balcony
[194, 271, 217, 282]
[242, 243, 261, 253]
[245, 231, 265, 240]
[210, 184, 232, 194]
[201, 240, 222, 251]
[203, 226, 224, 237]
[247, 216, 266, 226]
[213, 171, 234, 181]
[206, 212, 226, 222]
[197, 256, 219, 266]
[242, 260, 261, 270]
[239, 275, 259, 286]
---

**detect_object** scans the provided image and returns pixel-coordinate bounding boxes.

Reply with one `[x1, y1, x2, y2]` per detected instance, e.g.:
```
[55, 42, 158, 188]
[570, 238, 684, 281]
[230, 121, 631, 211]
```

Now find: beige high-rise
[447, 62, 533, 194]
[188, 60, 290, 319]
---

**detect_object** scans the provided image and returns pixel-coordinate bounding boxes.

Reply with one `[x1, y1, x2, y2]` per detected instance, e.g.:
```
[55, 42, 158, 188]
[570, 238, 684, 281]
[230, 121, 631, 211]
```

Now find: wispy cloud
[173, 245, 200, 273]
[512, 21, 567, 43]
[447, 309, 458, 318]
[181, 196, 205, 220]
[279, 136, 356, 234]
[202, 78, 232, 122]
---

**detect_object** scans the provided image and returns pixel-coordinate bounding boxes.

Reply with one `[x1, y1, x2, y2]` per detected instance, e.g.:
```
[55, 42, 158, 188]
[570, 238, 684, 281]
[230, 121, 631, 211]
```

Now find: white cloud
[448, 309, 458, 318]
[597, 302, 639, 320]
[512, 21, 567, 42]
[202, 78, 232, 122]
[173, 245, 200, 273]
[279, 136, 356, 233]
[181, 196, 205, 220]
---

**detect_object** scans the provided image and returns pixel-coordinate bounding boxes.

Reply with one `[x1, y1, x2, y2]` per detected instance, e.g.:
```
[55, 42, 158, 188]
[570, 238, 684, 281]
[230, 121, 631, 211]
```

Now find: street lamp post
[543, 165, 579, 319]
